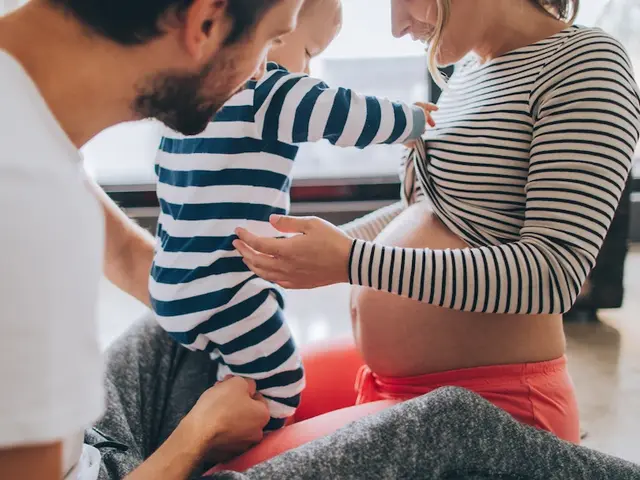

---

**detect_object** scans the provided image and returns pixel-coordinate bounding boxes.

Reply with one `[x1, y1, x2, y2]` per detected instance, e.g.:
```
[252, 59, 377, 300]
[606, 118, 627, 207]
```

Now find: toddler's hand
[405, 102, 438, 148]
[416, 102, 438, 128]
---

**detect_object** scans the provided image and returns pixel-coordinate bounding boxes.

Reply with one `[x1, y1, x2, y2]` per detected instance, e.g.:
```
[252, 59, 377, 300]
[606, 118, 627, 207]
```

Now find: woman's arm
[348, 36, 640, 314]
[340, 202, 406, 241]
[341, 143, 428, 241]
[233, 37, 640, 315]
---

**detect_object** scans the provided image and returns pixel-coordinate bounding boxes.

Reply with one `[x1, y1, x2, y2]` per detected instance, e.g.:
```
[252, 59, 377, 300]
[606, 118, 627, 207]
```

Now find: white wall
[0, 0, 21, 13]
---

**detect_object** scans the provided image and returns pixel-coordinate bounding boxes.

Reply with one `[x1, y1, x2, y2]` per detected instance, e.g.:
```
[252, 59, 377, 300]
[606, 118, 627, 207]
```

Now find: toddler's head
[268, 0, 343, 74]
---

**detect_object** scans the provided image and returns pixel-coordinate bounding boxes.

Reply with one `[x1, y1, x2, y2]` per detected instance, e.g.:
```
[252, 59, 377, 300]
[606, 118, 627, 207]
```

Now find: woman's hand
[233, 215, 354, 289]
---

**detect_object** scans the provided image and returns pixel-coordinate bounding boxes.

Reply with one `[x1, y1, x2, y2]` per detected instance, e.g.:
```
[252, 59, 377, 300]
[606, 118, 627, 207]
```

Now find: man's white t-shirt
[0, 51, 105, 479]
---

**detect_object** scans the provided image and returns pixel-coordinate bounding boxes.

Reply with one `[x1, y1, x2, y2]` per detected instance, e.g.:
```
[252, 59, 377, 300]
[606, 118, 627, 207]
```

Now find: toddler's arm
[253, 63, 433, 148]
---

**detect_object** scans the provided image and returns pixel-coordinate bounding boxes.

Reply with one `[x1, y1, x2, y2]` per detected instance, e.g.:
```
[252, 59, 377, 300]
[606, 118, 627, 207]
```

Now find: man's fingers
[252, 392, 268, 406]
[244, 378, 257, 397]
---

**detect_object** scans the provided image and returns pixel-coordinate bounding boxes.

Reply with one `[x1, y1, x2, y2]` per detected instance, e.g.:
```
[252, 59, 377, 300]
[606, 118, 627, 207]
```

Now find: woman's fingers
[233, 239, 279, 269]
[235, 228, 283, 257]
[234, 216, 351, 290]
[246, 263, 285, 284]
[269, 214, 313, 234]
[233, 240, 289, 284]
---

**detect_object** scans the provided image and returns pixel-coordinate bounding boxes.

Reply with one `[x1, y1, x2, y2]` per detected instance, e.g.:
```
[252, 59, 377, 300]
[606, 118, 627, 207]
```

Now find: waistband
[355, 356, 567, 404]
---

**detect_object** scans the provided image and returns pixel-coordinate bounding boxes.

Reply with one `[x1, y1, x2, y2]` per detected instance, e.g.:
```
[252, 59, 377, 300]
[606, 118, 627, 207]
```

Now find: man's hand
[180, 377, 270, 460]
[126, 377, 269, 480]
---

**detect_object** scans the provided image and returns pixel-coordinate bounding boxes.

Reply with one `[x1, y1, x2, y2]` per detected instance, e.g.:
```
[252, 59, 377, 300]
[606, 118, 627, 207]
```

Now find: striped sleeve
[341, 142, 429, 240]
[253, 64, 426, 147]
[340, 202, 405, 241]
[348, 37, 640, 314]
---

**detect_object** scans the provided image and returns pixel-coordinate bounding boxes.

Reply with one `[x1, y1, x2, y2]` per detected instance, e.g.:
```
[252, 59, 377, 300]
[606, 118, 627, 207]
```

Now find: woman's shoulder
[529, 25, 640, 131]
[532, 26, 638, 100]
[544, 26, 634, 72]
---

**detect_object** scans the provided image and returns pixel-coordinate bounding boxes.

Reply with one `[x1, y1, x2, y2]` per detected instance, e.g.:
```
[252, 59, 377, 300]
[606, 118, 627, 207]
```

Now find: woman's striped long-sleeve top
[347, 26, 640, 315]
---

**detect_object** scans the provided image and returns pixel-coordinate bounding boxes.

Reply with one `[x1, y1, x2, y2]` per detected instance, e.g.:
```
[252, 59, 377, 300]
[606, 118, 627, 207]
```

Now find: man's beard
[133, 51, 241, 136]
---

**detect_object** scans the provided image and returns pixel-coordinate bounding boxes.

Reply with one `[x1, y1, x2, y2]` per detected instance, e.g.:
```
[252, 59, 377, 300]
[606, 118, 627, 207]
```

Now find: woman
[234, 0, 640, 448]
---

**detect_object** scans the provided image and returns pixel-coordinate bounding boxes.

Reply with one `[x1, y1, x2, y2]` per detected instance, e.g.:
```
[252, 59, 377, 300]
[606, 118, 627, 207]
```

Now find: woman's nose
[390, 0, 411, 38]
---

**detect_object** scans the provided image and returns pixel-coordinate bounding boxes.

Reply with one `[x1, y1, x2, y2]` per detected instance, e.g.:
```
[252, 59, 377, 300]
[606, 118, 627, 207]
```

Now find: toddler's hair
[299, 0, 340, 19]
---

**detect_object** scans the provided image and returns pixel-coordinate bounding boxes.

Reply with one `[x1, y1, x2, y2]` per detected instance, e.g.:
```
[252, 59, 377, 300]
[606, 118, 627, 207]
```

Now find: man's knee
[408, 387, 485, 416]
[400, 386, 513, 438]
[106, 314, 170, 356]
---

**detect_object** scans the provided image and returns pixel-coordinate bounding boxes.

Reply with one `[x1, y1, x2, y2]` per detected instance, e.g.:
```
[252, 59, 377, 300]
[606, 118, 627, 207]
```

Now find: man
[0, 0, 300, 478]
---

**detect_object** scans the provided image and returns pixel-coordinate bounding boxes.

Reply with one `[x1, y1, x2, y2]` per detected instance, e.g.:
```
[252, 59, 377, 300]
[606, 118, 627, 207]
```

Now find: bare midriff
[350, 202, 566, 378]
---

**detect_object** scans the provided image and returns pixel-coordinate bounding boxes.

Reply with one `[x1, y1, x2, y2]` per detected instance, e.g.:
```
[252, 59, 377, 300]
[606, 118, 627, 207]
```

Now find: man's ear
[182, 0, 230, 61]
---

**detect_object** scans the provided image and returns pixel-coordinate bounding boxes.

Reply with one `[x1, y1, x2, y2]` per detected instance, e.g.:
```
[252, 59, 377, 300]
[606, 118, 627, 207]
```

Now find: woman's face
[390, 0, 480, 66]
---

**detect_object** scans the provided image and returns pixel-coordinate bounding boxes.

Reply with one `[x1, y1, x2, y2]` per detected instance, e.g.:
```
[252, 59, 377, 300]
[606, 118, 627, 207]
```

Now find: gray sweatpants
[86, 316, 640, 480]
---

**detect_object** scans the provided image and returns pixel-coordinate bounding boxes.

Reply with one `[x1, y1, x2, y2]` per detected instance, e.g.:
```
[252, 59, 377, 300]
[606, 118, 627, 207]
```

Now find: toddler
[150, 0, 435, 430]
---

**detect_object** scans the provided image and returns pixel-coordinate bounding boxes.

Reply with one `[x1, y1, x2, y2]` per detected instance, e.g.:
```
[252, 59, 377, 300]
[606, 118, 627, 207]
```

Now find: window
[83, 1, 621, 189]
[2, 1, 628, 187]
[575, 0, 607, 24]
[292, 0, 429, 184]
[84, 2, 432, 190]
[0, 0, 21, 12]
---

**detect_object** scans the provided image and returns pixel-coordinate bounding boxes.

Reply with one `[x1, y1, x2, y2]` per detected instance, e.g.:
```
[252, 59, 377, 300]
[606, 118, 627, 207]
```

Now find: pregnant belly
[351, 203, 565, 378]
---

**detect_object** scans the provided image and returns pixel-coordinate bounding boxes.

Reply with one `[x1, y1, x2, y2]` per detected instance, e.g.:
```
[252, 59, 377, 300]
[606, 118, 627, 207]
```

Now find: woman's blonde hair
[427, 0, 580, 88]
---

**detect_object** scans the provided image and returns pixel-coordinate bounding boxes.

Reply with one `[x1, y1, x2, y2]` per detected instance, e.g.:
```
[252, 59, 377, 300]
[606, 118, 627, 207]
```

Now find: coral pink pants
[211, 339, 579, 473]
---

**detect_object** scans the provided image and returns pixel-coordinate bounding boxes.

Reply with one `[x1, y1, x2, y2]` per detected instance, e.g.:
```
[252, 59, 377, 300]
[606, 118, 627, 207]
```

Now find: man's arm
[86, 176, 154, 308]
[124, 426, 202, 480]
[125, 378, 269, 480]
[0, 443, 61, 480]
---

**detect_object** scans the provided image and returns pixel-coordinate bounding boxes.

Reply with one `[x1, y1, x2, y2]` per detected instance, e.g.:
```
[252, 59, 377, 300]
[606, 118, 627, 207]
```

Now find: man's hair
[48, 0, 281, 45]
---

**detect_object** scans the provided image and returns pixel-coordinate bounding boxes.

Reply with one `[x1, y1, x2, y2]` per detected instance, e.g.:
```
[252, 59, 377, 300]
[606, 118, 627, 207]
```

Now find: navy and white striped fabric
[150, 63, 425, 428]
[348, 27, 640, 315]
